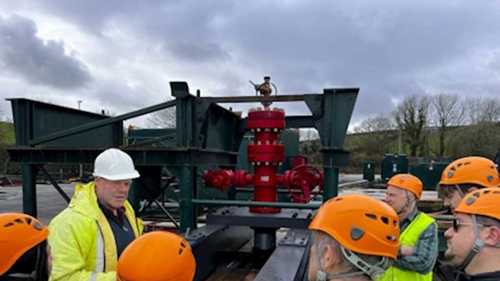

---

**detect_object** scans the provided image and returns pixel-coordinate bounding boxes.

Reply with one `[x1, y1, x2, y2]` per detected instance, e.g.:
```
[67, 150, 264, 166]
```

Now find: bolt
[256, 128, 261, 132]
[265, 161, 269, 166]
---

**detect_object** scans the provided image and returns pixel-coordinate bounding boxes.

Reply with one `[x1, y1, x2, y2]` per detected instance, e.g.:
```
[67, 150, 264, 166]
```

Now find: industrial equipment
[7, 77, 358, 280]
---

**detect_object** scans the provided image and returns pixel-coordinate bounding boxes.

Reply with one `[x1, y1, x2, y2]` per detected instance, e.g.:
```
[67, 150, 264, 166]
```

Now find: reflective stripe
[95, 227, 105, 272]
[89, 273, 97, 281]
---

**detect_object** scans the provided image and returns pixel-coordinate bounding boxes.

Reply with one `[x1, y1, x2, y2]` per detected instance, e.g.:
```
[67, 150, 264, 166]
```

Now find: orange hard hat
[117, 231, 196, 281]
[0, 213, 49, 275]
[309, 194, 400, 259]
[387, 173, 423, 199]
[455, 188, 500, 221]
[439, 156, 499, 188]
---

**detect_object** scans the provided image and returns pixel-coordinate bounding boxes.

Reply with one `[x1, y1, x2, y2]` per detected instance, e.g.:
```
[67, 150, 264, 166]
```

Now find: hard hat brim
[93, 170, 140, 181]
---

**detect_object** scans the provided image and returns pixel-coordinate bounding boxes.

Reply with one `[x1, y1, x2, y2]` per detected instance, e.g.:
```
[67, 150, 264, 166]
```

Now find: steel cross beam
[7, 147, 238, 166]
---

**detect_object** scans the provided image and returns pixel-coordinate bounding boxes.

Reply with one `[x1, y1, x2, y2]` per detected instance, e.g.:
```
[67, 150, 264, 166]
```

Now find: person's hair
[312, 231, 385, 274]
[476, 215, 500, 228]
[458, 183, 485, 194]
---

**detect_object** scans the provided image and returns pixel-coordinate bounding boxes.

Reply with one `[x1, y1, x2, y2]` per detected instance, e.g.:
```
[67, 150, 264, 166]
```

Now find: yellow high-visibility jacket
[48, 182, 142, 281]
[380, 212, 435, 281]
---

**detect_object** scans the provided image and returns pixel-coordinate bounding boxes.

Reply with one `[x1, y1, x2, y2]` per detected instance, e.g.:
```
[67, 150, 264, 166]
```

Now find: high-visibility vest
[379, 212, 435, 281]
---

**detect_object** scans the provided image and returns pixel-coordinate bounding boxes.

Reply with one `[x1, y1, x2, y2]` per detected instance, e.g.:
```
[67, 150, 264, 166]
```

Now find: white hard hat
[93, 148, 140, 181]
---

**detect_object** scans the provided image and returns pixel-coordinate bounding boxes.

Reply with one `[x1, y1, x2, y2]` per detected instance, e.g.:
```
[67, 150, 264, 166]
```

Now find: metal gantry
[7, 79, 358, 280]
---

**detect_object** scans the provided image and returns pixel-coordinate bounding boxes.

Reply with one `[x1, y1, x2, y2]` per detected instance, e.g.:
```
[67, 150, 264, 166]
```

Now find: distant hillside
[0, 121, 15, 144]
[301, 122, 500, 173]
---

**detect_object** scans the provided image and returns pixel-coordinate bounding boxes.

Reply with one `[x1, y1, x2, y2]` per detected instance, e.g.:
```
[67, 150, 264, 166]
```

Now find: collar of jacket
[69, 181, 134, 220]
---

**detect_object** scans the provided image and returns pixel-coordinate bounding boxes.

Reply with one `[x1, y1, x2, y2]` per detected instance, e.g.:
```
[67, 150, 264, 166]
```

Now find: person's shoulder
[49, 207, 95, 231]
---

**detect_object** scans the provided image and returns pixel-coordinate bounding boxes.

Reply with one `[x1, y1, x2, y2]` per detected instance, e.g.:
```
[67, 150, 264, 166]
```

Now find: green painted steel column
[323, 166, 339, 201]
[21, 164, 38, 216]
[180, 164, 196, 232]
[128, 180, 141, 213]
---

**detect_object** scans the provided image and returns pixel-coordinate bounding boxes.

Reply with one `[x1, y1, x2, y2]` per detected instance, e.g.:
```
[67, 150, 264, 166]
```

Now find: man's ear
[321, 244, 340, 272]
[482, 226, 500, 247]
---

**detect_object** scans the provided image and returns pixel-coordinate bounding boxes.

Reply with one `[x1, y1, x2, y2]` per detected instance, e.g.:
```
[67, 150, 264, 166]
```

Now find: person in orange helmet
[443, 188, 500, 280]
[381, 174, 438, 281]
[439, 156, 500, 211]
[117, 231, 196, 281]
[0, 213, 51, 281]
[308, 194, 400, 281]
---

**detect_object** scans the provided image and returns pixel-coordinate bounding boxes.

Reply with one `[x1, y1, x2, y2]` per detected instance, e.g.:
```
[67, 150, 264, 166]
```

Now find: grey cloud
[166, 41, 230, 62]
[0, 15, 91, 89]
[37, 0, 233, 62]
[3, 1, 500, 122]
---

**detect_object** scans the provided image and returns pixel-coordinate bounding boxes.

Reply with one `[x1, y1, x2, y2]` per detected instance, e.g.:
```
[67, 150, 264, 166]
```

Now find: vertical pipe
[21, 164, 38, 216]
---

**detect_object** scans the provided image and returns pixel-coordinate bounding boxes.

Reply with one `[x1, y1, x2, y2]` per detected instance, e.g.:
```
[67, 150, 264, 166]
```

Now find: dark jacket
[456, 271, 500, 281]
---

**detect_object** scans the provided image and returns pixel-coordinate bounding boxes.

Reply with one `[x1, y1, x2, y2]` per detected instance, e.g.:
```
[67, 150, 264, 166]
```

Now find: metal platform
[207, 207, 314, 229]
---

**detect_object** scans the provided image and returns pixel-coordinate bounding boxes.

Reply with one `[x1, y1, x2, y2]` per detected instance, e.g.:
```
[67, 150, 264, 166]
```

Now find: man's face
[308, 238, 319, 281]
[95, 178, 131, 210]
[443, 213, 476, 266]
[440, 186, 464, 211]
[383, 186, 408, 214]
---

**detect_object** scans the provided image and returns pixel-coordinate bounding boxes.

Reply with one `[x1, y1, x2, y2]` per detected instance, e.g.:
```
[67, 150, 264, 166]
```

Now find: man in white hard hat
[48, 148, 143, 281]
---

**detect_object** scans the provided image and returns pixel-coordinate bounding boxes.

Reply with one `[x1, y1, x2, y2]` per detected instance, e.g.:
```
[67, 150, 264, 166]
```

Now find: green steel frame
[8, 81, 358, 232]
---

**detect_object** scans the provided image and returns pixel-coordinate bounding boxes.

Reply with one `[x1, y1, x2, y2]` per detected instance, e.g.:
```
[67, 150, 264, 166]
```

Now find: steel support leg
[21, 164, 38, 216]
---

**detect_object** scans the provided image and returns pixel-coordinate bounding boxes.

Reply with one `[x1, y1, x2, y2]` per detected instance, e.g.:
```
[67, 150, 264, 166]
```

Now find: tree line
[343, 94, 500, 171]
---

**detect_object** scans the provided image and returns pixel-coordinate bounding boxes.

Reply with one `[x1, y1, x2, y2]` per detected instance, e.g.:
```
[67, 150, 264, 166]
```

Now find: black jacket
[457, 271, 500, 281]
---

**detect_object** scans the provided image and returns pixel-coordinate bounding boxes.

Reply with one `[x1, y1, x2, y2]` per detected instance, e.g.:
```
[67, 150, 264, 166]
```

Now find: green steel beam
[192, 199, 321, 209]
[7, 147, 238, 166]
[198, 92, 358, 104]
[21, 164, 38, 216]
[304, 88, 359, 201]
[29, 99, 177, 146]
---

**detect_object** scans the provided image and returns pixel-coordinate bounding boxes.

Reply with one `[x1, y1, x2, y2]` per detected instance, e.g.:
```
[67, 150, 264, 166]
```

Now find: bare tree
[351, 114, 397, 161]
[448, 122, 500, 158]
[430, 93, 464, 157]
[464, 97, 500, 124]
[354, 114, 395, 133]
[393, 95, 429, 157]
[147, 108, 176, 128]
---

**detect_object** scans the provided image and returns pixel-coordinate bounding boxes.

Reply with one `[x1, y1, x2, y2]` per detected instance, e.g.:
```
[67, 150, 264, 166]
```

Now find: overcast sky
[1, 1, 499, 128]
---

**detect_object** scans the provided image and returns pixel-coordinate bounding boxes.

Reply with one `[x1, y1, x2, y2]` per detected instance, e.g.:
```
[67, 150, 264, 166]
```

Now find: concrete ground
[0, 184, 75, 224]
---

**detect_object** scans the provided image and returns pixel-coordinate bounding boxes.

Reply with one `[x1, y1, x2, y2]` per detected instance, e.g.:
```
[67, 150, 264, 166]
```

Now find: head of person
[0, 213, 51, 281]
[439, 156, 499, 210]
[93, 148, 140, 211]
[383, 174, 423, 218]
[308, 194, 400, 281]
[444, 188, 500, 274]
[117, 231, 196, 281]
